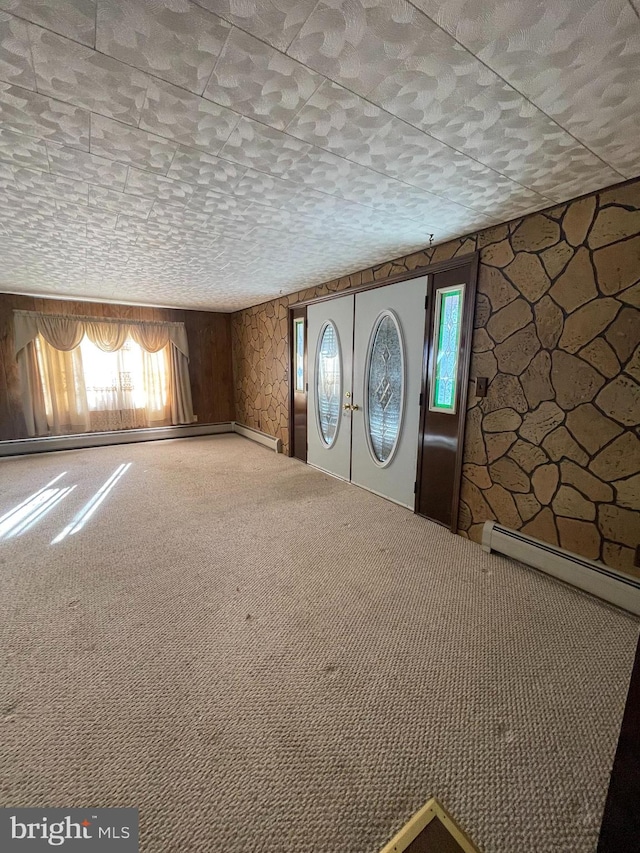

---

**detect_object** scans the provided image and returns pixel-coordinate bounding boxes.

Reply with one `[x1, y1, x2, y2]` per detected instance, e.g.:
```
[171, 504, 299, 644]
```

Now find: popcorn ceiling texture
[232, 179, 640, 578]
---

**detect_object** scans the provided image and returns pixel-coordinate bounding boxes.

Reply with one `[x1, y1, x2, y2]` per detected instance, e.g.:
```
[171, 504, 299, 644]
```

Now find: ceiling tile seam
[163, 143, 181, 179]
[88, 109, 93, 168]
[188, 0, 322, 68]
[215, 107, 244, 155]
[175, 146, 457, 222]
[121, 164, 135, 210]
[281, 75, 327, 138]
[343, 123, 552, 208]
[249, 69, 560, 205]
[7, 19, 552, 207]
[23, 19, 40, 96]
[213, 133, 473, 215]
[6, 2, 232, 87]
[120, 184, 191, 213]
[42, 136, 53, 176]
[199, 23, 235, 99]
[135, 73, 154, 132]
[281, 57, 617, 200]
[18, 17, 101, 70]
[135, 85, 152, 133]
[284, 0, 323, 53]
[197, 35, 328, 128]
[88, 113, 178, 177]
[403, 0, 628, 179]
[0, 118, 541, 228]
[21, 37, 247, 154]
[264, 138, 552, 217]
[64, 7, 548, 218]
[0, 147, 162, 202]
[17, 21, 217, 128]
[0, 83, 91, 152]
[237, 186, 426, 226]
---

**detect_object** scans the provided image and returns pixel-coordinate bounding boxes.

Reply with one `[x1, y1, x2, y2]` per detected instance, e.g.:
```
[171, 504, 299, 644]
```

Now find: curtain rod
[13, 309, 184, 328]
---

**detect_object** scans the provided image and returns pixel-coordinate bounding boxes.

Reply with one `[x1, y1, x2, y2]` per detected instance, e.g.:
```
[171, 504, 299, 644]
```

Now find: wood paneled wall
[0, 293, 235, 440]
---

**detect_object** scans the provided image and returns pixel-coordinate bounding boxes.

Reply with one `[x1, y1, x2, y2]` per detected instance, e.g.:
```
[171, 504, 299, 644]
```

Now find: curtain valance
[13, 311, 190, 359]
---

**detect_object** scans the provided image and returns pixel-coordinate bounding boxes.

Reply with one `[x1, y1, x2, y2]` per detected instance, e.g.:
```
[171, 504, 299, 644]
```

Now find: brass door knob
[351, 404, 359, 411]
[343, 403, 351, 410]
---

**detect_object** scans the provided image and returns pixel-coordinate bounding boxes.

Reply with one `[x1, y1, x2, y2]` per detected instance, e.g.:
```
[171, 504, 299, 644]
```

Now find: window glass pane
[295, 319, 305, 392]
[316, 322, 341, 446]
[431, 286, 464, 413]
[79, 336, 168, 412]
[367, 313, 403, 464]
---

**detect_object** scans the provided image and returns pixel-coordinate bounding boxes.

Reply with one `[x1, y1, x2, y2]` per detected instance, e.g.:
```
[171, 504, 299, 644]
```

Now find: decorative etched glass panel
[295, 319, 304, 392]
[430, 285, 464, 414]
[316, 322, 341, 446]
[366, 313, 404, 464]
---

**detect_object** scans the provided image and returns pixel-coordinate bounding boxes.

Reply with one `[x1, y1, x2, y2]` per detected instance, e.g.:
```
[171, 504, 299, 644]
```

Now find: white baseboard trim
[482, 520, 640, 616]
[0, 422, 233, 457]
[232, 422, 281, 453]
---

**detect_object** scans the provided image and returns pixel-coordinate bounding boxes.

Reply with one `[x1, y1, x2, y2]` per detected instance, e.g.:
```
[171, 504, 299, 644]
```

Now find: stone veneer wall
[232, 180, 640, 577]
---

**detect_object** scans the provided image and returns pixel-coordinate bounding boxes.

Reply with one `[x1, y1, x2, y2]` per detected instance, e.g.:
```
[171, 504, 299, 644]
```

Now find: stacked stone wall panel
[232, 181, 640, 578]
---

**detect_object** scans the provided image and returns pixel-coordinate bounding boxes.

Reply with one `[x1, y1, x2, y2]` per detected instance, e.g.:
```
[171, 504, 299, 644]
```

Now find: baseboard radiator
[482, 521, 640, 617]
[232, 422, 281, 453]
[0, 422, 282, 457]
[0, 422, 234, 457]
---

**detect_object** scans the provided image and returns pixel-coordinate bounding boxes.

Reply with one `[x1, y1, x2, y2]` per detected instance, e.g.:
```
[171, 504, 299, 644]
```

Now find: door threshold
[306, 462, 414, 511]
[305, 461, 351, 483]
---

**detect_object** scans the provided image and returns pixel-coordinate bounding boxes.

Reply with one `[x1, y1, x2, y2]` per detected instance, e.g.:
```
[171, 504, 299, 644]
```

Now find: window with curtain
[14, 311, 196, 437]
[35, 333, 171, 433]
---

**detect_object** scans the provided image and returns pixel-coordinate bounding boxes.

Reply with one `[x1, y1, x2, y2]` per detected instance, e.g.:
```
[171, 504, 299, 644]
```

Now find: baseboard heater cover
[0, 422, 233, 456]
[232, 422, 281, 453]
[482, 521, 640, 617]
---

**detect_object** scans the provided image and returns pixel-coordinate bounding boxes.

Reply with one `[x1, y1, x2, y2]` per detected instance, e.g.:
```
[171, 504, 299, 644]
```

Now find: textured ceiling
[0, 0, 638, 311]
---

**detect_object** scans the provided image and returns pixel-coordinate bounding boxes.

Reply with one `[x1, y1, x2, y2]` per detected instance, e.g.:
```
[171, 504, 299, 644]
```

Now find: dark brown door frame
[292, 256, 473, 309]
[415, 253, 479, 531]
[287, 252, 479, 522]
[288, 305, 307, 461]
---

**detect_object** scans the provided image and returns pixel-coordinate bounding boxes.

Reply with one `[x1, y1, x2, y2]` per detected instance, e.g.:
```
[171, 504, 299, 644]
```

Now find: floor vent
[380, 797, 480, 852]
[482, 521, 640, 617]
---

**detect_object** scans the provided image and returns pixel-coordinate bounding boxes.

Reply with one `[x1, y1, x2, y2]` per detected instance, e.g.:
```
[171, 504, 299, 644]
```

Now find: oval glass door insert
[316, 321, 342, 447]
[366, 312, 404, 465]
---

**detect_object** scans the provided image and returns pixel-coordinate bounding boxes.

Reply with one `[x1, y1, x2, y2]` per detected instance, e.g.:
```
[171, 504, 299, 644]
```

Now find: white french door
[307, 294, 354, 480]
[307, 277, 427, 507]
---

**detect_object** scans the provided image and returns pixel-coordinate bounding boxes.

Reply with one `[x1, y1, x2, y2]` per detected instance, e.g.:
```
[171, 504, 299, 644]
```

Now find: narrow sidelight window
[294, 318, 305, 392]
[429, 284, 465, 414]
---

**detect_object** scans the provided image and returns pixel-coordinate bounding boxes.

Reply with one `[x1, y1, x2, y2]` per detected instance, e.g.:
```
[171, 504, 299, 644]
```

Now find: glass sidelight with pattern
[430, 284, 465, 414]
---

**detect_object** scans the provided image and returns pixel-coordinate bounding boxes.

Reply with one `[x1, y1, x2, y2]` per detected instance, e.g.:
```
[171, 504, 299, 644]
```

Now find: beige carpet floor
[0, 434, 638, 853]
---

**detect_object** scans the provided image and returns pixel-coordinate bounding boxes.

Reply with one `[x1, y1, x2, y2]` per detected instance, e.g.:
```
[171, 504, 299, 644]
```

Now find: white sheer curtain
[15, 311, 195, 437]
[35, 337, 91, 435]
